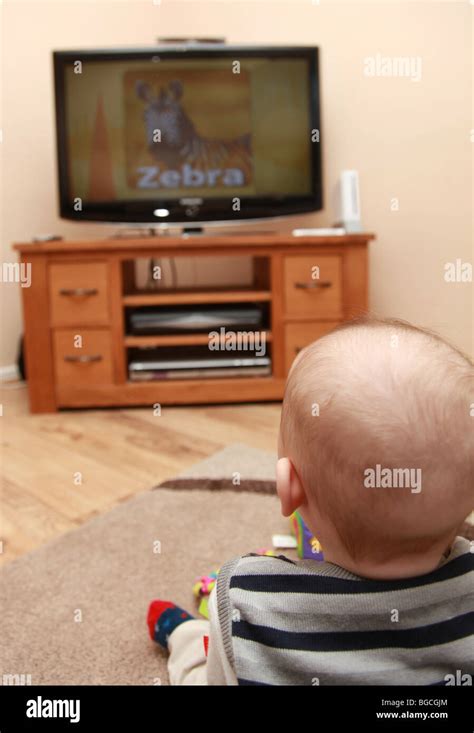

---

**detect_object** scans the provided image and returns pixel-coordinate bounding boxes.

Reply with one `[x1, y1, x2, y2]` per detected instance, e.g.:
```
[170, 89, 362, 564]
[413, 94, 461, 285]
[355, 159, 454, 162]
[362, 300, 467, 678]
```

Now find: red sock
[147, 600, 194, 649]
[147, 600, 175, 640]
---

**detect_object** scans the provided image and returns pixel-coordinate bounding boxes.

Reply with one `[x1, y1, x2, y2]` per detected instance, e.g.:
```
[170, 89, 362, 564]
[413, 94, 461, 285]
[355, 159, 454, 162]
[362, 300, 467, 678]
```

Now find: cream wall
[1, 0, 472, 370]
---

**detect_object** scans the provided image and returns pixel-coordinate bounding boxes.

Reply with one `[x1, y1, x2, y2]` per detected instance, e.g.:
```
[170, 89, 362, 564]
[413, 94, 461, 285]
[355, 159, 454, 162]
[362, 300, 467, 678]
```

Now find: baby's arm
[206, 586, 238, 685]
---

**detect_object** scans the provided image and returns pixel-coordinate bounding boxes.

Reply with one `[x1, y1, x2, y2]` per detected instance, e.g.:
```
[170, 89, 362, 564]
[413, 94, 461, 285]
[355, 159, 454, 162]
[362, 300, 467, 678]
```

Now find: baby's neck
[324, 542, 453, 580]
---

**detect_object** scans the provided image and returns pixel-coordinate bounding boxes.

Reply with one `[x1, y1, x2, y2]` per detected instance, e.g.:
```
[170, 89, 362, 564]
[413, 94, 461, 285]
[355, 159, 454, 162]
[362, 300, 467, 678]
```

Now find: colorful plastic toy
[192, 572, 218, 600]
[193, 571, 219, 619]
[291, 511, 324, 560]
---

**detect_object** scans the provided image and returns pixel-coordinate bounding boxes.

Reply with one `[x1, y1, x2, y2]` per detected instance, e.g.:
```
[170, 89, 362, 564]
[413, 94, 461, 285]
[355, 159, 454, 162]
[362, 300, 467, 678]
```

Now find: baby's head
[278, 318, 473, 578]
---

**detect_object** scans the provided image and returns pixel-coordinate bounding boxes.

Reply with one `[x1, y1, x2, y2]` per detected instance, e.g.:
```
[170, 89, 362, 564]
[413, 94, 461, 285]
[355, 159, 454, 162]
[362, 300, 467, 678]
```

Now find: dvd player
[128, 346, 271, 381]
[128, 304, 265, 335]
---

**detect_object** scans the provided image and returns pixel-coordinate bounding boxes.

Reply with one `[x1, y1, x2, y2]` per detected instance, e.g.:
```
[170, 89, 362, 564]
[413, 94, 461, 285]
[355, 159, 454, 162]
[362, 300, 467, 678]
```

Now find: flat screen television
[53, 45, 322, 225]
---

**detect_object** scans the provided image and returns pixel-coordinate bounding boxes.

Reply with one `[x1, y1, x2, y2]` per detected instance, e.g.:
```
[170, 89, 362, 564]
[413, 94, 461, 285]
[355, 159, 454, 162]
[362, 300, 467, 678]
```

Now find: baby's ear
[276, 457, 305, 517]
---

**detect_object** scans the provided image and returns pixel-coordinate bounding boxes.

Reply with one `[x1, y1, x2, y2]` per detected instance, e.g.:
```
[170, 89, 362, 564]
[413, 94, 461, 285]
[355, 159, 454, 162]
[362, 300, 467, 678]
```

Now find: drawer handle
[294, 281, 332, 290]
[63, 354, 103, 363]
[59, 288, 99, 297]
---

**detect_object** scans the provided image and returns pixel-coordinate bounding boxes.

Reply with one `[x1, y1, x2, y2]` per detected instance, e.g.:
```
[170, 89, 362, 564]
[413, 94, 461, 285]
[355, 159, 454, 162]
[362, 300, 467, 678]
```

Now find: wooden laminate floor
[0, 382, 280, 566]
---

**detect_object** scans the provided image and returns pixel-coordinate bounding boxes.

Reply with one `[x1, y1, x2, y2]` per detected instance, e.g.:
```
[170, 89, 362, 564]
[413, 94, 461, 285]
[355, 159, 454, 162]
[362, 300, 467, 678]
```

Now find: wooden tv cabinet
[14, 232, 374, 413]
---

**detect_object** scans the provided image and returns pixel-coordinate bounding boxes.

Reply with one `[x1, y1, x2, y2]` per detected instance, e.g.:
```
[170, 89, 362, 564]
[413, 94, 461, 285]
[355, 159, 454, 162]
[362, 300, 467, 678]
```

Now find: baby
[148, 317, 474, 685]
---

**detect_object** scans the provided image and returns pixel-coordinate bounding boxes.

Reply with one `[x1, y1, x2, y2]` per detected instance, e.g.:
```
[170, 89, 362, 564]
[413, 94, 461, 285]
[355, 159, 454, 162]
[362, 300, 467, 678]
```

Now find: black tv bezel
[53, 45, 322, 224]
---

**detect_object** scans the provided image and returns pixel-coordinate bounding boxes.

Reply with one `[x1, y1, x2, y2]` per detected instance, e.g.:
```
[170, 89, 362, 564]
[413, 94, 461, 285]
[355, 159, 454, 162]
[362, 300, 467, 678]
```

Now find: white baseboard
[0, 364, 20, 382]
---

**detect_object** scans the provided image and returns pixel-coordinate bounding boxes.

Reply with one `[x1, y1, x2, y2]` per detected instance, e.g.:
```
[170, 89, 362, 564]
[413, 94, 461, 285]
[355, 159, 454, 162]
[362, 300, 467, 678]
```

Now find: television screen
[54, 46, 322, 224]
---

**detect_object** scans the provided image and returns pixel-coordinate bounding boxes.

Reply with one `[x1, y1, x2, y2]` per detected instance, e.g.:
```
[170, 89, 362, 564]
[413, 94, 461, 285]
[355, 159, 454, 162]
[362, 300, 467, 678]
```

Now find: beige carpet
[2, 443, 472, 687]
[0, 444, 282, 685]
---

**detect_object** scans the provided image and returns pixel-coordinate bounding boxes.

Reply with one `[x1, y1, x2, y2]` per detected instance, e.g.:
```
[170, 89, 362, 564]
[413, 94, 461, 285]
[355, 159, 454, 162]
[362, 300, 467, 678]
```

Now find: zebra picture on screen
[134, 79, 253, 190]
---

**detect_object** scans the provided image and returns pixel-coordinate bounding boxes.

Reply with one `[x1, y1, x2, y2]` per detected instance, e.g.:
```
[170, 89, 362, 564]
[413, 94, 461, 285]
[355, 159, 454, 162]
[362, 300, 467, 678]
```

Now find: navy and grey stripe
[229, 553, 474, 595]
[233, 612, 474, 652]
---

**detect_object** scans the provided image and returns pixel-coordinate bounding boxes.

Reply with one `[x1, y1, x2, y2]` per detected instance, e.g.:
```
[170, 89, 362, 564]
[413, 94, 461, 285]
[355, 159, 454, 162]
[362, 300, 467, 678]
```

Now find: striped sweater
[215, 537, 474, 686]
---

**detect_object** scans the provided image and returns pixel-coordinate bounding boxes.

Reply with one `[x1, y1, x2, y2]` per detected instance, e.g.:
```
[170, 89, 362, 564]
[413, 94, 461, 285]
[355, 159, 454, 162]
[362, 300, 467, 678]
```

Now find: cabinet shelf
[123, 287, 272, 307]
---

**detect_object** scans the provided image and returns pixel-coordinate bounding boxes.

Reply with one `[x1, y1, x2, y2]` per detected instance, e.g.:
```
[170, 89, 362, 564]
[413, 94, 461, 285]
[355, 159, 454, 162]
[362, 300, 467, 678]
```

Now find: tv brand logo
[179, 197, 203, 207]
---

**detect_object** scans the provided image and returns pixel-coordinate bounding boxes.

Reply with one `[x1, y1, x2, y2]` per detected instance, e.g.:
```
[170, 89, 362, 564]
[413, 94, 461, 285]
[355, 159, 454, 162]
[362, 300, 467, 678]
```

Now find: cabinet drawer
[49, 263, 109, 326]
[284, 256, 343, 318]
[285, 322, 340, 373]
[53, 330, 113, 387]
